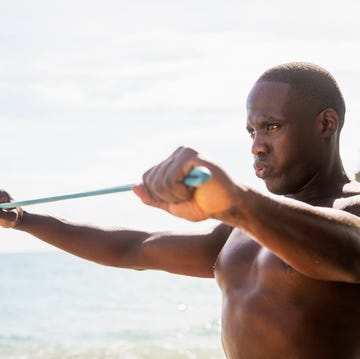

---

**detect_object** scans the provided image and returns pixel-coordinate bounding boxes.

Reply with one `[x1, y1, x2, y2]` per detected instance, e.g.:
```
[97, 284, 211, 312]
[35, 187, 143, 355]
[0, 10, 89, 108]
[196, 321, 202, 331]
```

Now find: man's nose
[251, 133, 269, 156]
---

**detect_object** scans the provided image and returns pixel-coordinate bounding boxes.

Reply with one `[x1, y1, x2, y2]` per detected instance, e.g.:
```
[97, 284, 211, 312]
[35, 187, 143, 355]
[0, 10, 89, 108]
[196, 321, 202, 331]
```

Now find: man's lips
[253, 161, 269, 179]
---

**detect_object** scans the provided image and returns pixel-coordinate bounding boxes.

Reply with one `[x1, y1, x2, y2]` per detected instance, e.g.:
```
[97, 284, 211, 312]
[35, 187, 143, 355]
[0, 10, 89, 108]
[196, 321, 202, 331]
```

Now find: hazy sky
[1, 0, 360, 252]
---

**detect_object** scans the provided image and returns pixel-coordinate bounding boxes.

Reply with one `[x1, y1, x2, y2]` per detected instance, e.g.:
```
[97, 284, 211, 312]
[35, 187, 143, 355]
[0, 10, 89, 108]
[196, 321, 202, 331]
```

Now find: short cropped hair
[257, 62, 346, 129]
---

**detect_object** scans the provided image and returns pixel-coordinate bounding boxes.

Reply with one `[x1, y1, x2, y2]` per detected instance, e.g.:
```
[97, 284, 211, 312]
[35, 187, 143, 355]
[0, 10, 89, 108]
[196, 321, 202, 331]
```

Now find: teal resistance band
[0, 166, 211, 209]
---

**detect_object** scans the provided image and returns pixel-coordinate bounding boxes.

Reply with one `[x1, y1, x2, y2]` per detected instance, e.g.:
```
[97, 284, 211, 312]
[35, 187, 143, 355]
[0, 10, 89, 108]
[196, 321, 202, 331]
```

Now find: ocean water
[0, 252, 225, 359]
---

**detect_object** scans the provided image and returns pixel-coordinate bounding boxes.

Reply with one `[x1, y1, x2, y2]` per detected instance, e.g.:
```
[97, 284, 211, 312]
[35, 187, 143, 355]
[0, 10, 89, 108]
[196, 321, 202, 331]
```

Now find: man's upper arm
[126, 223, 233, 278]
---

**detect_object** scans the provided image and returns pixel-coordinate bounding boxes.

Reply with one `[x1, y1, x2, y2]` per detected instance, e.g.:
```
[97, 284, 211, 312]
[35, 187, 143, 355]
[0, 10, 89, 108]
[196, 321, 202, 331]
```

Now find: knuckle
[0, 191, 11, 203]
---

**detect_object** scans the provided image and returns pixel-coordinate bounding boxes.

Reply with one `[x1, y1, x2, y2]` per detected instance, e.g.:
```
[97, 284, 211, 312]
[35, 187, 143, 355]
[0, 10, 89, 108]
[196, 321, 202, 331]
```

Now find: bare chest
[214, 229, 293, 291]
[213, 229, 360, 358]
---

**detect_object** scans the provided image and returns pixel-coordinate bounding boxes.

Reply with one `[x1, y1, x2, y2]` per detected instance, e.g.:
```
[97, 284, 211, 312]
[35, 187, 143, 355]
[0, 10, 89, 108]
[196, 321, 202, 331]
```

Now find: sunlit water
[0, 252, 224, 358]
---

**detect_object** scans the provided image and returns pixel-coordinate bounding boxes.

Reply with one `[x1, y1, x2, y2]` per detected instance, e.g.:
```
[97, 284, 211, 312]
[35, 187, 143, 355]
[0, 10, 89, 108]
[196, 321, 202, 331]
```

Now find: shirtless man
[1, 62, 359, 358]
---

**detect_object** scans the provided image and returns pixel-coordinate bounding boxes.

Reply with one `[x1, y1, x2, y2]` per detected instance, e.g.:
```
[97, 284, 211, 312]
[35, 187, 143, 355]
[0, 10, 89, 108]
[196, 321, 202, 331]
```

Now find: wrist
[3, 207, 24, 229]
[211, 184, 251, 224]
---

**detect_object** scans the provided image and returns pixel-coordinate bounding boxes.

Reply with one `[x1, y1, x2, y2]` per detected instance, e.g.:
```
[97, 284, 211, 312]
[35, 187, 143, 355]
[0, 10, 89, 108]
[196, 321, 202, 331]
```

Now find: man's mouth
[254, 161, 269, 179]
[255, 166, 266, 178]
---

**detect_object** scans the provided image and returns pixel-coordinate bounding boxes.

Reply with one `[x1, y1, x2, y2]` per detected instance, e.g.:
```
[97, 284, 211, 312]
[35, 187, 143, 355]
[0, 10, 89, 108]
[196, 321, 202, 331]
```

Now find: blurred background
[1, 0, 360, 358]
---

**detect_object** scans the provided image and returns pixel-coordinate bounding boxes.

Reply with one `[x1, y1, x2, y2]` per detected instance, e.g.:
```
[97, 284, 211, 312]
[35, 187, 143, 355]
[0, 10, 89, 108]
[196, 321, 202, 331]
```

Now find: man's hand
[0, 191, 23, 228]
[133, 147, 239, 221]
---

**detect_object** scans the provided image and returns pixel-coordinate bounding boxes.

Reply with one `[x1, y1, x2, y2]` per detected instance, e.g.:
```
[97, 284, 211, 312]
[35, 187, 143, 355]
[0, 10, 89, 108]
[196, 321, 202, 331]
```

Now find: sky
[1, 0, 360, 252]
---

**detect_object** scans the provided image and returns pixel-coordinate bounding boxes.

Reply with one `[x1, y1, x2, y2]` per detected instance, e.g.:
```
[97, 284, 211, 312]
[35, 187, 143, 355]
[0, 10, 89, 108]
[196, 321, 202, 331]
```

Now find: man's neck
[286, 164, 350, 206]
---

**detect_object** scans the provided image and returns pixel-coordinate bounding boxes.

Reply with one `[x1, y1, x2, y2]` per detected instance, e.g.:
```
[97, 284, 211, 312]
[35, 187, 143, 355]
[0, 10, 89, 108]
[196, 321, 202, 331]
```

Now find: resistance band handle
[184, 166, 212, 187]
[0, 166, 212, 209]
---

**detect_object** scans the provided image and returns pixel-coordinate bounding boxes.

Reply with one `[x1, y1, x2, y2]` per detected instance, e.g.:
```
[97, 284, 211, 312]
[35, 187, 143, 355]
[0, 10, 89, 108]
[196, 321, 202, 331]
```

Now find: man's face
[246, 81, 322, 195]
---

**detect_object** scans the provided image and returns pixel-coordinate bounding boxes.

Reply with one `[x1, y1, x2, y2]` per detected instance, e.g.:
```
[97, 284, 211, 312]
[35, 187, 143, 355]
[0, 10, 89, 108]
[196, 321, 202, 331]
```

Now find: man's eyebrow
[246, 116, 270, 127]
[246, 116, 285, 131]
[248, 114, 285, 124]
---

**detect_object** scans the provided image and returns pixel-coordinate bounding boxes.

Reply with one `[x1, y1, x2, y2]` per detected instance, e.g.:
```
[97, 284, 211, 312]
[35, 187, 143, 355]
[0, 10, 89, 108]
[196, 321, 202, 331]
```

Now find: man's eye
[267, 124, 279, 131]
[247, 129, 255, 138]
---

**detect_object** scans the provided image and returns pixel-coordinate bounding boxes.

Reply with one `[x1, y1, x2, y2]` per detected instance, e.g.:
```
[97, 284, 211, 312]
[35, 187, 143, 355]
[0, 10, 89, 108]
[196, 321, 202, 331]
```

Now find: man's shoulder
[333, 180, 360, 216]
[343, 180, 360, 195]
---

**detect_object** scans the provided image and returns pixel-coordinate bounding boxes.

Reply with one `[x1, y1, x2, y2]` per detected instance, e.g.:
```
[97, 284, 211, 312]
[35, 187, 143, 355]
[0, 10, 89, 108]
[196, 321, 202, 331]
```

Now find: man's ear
[316, 108, 339, 138]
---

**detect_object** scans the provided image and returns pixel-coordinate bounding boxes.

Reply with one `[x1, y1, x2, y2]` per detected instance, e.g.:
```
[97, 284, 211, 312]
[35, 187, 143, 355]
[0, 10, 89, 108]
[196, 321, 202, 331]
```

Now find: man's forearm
[15, 211, 149, 267]
[214, 187, 360, 283]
